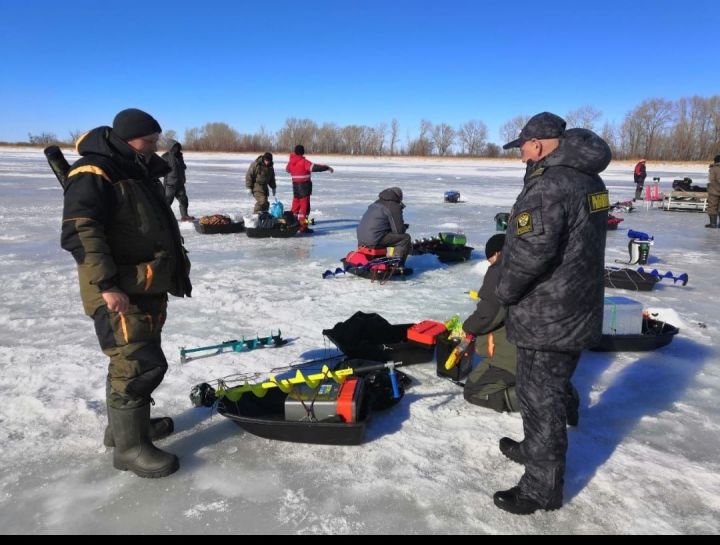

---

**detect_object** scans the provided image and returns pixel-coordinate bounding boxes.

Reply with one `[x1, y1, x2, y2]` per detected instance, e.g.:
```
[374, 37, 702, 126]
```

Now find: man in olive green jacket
[245, 152, 277, 213]
[61, 108, 191, 478]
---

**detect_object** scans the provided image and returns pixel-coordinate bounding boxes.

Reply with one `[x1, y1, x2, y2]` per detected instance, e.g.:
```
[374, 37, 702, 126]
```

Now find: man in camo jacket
[493, 112, 611, 515]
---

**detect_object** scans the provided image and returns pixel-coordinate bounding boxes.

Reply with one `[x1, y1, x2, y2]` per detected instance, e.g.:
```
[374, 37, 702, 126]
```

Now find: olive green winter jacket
[61, 127, 191, 316]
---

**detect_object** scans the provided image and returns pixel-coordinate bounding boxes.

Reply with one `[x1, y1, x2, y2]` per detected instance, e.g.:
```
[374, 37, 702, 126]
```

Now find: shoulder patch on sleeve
[587, 191, 610, 213]
[516, 211, 533, 235]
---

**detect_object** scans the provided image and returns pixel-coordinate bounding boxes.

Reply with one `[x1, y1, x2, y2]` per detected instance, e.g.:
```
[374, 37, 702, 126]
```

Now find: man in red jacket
[285, 145, 334, 233]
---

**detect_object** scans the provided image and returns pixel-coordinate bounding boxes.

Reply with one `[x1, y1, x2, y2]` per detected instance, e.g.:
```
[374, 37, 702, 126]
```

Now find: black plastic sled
[216, 359, 411, 445]
[194, 218, 245, 234]
[604, 267, 660, 291]
[323, 311, 435, 365]
[246, 211, 301, 238]
[412, 239, 473, 263]
[591, 319, 679, 352]
[340, 258, 413, 281]
[218, 387, 369, 445]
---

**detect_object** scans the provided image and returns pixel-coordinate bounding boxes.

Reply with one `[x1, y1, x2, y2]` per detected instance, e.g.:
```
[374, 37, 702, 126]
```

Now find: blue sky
[1, 0, 718, 145]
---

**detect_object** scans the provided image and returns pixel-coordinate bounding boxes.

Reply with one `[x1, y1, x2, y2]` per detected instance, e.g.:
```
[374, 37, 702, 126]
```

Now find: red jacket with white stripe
[285, 153, 314, 184]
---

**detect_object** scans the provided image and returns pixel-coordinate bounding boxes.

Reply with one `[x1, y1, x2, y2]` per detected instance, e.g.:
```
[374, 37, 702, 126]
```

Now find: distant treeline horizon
[16, 95, 720, 161]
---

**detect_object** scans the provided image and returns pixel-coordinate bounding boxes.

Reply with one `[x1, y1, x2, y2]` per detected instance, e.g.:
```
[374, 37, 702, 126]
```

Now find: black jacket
[497, 128, 611, 351]
[61, 127, 191, 315]
[162, 140, 187, 189]
[356, 187, 406, 247]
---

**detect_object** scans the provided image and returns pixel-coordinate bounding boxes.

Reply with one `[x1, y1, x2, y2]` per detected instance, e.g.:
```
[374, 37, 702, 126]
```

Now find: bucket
[629, 239, 651, 265]
[495, 213, 509, 232]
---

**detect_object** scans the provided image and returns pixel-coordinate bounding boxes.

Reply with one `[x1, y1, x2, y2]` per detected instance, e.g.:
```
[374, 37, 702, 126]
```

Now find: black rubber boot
[109, 404, 179, 478]
[566, 385, 580, 427]
[706, 215, 717, 228]
[499, 437, 527, 465]
[104, 415, 174, 447]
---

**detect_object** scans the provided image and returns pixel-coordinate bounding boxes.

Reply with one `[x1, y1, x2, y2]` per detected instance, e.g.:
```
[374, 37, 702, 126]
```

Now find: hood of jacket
[378, 187, 403, 203]
[541, 128, 612, 176]
[167, 140, 181, 153]
[76, 126, 170, 179]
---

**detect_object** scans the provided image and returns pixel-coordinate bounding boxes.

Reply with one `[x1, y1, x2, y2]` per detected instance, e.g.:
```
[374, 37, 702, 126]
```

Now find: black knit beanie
[485, 233, 506, 259]
[714, 155, 720, 164]
[294, 144, 305, 156]
[112, 108, 162, 141]
[263, 152, 273, 162]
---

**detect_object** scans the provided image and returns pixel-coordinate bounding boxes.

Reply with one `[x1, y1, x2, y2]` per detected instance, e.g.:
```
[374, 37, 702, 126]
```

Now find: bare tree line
[21, 95, 720, 160]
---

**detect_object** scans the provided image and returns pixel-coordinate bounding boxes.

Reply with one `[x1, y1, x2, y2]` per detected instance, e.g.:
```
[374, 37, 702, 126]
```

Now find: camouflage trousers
[253, 189, 270, 213]
[92, 294, 169, 409]
[515, 347, 580, 506]
[707, 193, 719, 216]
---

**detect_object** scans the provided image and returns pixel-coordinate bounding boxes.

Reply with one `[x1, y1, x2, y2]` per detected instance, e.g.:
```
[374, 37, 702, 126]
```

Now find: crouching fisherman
[461, 234, 579, 421]
[60, 109, 191, 478]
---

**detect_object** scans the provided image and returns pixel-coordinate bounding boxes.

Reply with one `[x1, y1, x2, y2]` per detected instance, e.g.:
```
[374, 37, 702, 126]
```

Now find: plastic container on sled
[591, 318, 679, 352]
[435, 332, 473, 381]
[411, 240, 473, 263]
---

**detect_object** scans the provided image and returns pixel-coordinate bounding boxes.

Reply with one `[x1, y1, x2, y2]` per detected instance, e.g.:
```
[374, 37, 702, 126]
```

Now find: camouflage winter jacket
[497, 128, 611, 351]
[161, 140, 187, 189]
[245, 155, 277, 193]
[61, 127, 192, 316]
[708, 162, 720, 196]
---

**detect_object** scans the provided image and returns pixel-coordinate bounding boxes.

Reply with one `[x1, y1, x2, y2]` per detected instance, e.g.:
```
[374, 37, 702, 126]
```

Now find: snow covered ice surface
[1, 148, 719, 534]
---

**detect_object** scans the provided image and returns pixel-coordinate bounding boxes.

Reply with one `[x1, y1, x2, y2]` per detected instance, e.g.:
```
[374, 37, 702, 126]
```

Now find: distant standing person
[707, 154, 720, 228]
[162, 140, 193, 221]
[494, 112, 611, 515]
[285, 145, 333, 233]
[633, 159, 647, 201]
[245, 152, 277, 213]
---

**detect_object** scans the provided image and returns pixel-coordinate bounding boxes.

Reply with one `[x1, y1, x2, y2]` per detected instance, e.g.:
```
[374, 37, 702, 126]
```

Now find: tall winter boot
[108, 403, 179, 478]
[103, 410, 174, 447]
[706, 215, 717, 228]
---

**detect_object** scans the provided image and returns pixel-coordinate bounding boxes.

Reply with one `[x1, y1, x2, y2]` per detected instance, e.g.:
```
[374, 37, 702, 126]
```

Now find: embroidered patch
[516, 211, 533, 235]
[588, 191, 610, 213]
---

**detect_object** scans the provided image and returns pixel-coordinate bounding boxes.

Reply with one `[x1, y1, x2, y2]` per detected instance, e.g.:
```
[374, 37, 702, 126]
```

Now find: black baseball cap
[503, 112, 566, 149]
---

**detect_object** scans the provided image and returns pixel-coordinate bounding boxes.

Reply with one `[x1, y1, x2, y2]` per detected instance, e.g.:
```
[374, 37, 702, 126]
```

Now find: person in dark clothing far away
[61, 108, 192, 479]
[633, 159, 647, 201]
[356, 187, 412, 267]
[246, 152, 277, 213]
[285, 145, 333, 233]
[162, 140, 193, 221]
[493, 112, 611, 515]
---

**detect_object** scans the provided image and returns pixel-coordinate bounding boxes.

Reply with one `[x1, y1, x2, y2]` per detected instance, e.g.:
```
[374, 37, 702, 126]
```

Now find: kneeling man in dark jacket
[357, 187, 411, 265]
